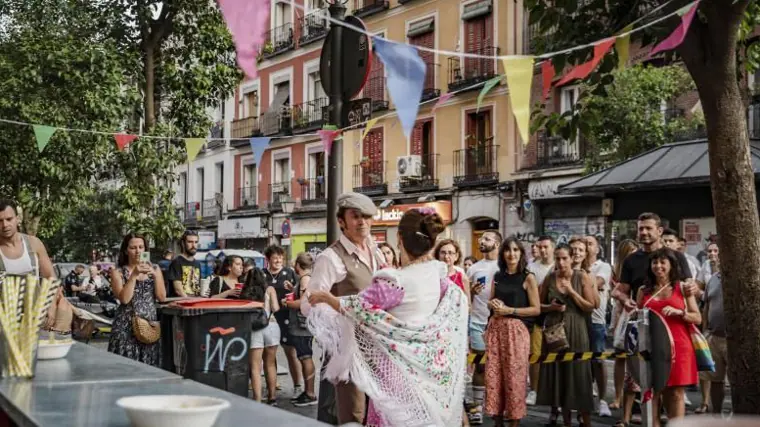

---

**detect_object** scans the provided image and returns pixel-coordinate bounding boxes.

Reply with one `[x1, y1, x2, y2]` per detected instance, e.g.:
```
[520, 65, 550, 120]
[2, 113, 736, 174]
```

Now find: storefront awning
[559, 140, 760, 195]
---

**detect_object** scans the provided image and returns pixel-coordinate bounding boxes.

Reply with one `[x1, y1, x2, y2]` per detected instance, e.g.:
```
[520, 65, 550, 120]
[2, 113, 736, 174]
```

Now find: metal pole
[326, 2, 346, 245]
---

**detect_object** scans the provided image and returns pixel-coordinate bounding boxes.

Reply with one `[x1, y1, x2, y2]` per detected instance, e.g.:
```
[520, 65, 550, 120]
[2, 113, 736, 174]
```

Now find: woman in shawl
[307, 208, 470, 427]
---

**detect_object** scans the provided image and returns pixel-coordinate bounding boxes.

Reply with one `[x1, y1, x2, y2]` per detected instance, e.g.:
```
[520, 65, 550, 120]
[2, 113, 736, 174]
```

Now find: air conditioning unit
[397, 155, 422, 178]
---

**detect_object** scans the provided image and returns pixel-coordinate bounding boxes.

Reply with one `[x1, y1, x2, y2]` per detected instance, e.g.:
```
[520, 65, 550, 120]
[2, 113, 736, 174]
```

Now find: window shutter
[411, 122, 423, 155]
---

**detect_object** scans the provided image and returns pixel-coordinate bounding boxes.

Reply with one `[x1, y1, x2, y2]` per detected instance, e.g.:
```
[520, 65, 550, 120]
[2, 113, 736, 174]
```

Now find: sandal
[609, 401, 621, 410]
[695, 404, 709, 414]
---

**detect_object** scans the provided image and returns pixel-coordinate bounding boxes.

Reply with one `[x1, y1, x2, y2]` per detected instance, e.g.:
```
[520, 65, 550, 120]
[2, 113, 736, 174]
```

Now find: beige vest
[330, 240, 377, 297]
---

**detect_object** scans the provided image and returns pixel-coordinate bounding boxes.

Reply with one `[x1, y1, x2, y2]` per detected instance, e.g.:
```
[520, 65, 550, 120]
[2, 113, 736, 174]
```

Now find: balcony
[354, 0, 389, 19]
[230, 117, 261, 146]
[453, 141, 499, 187]
[399, 153, 439, 193]
[291, 98, 329, 134]
[298, 9, 328, 46]
[182, 198, 219, 224]
[299, 177, 327, 205]
[202, 197, 221, 220]
[269, 182, 291, 210]
[448, 46, 500, 92]
[206, 139, 226, 150]
[261, 23, 295, 59]
[352, 160, 388, 196]
[183, 202, 201, 224]
[238, 186, 258, 209]
[535, 134, 583, 169]
[421, 63, 440, 103]
[261, 107, 292, 137]
[366, 75, 389, 112]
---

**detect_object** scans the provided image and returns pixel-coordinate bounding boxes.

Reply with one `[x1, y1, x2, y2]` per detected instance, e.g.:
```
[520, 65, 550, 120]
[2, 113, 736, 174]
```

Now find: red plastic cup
[285, 292, 295, 302]
[235, 283, 244, 290]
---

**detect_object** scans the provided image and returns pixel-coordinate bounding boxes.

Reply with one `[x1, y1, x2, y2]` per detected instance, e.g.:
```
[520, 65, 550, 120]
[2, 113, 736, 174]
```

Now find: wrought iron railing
[354, 0, 389, 18]
[298, 9, 328, 46]
[365, 75, 388, 112]
[448, 46, 500, 92]
[238, 186, 258, 208]
[535, 134, 583, 168]
[399, 153, 439, 192]
[291, 98, 329, 134]
[231, 117, 261, 142]
[299, 177, 327, 205]
[352, 160, 388, 196]
[269, 182, 291, 209]
[261, 106, 292, 136]
[453, 141, 499, 187]
[421, 63, 440, 102]
[262, 23, 295, 59]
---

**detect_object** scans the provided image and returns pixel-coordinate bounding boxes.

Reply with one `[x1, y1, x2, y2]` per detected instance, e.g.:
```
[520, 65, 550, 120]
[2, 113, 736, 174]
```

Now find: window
[308, 0, 326, 11]
[275, 81, 290, 107]
[466, 110, 493, 147]
[463, 2, 494, 77]
[308, 70, 326, 102]
[179, 172, 187, 205]
[243, 90, 258, 118]
[464, 110, 494, 176]
[408, 20, 435, 92]
[308, 151, 326, 178]
[274, 1, 291, 27]
[196, 167, 205, 202]
[362, 128, 384, 186]
[215, 162, 224, 195]
[274, 158, 290, 184]
[243, 164, 257, 188]
[560, 86, 579, 114]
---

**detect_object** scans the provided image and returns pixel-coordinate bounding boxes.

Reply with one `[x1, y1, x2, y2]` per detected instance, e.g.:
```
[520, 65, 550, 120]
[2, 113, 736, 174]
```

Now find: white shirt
[527, 260, 554, 287]
[590, 259, 612, 325]
[697, 261, 717, 285]
[387, 261, 448, 326]
[685, 253, 700, 278]
[466, 259, 499, 325]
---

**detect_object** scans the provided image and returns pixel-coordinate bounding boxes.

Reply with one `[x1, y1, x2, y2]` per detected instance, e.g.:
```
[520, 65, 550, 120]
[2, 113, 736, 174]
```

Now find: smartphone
[477, 277, 486, 287]
[139, 252, 150, 263]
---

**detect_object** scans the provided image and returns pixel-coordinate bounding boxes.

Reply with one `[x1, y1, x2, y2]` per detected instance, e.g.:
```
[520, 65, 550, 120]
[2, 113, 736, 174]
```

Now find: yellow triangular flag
[185, 138, 205, 162]
[361, 118, 379, 142]
[502, 56, 535, 145]
[615, 25, 633, 70]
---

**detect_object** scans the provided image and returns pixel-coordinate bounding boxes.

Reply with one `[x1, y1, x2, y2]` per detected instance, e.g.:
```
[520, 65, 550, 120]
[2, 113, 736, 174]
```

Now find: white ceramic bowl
[36, 340, 73, 360]
[116, 395, 230, 427]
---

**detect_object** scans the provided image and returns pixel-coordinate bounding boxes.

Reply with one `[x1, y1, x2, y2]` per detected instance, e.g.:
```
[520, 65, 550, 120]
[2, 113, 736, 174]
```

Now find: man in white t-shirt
[526, 235, 554, 406]
[465, 230, 501, 425]
[585, 235, 613, 417]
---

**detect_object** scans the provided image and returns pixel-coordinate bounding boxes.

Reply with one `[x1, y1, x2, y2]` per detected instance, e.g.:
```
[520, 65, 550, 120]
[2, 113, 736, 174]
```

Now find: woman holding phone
[108, 232, 166, 366]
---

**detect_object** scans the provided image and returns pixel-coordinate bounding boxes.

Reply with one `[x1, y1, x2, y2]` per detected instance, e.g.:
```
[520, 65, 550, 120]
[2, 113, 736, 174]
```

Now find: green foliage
[580, 65, 704, 171]
[46, 190, 126, 262]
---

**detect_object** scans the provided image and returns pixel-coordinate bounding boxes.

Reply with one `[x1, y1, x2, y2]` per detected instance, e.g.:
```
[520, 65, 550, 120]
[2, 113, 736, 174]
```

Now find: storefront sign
[218, 217, 264, 239]
[681, 217, 716, 261]
[371, 230, 387, 243]
[372, 201, 452, 226]
[197, 231, 216, 250]
[528, 176, 581, 200]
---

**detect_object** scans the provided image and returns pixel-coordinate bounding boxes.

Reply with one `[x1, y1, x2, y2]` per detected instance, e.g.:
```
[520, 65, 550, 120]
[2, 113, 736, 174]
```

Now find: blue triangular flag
[373, 37, 426, 141]
[249, 137, 271, 166]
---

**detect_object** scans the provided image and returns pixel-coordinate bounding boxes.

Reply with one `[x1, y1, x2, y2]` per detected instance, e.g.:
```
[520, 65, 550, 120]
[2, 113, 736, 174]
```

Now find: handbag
[251, 292, 272, 332]
[72, 317, 96, 341]
[679, 282, 715, 372]
[132, 316, 161, 344]
[543, 315, 569, 352]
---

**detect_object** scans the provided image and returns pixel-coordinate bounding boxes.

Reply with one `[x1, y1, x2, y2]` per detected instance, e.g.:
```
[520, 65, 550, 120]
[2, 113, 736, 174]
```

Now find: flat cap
[337, 192, 377, 216]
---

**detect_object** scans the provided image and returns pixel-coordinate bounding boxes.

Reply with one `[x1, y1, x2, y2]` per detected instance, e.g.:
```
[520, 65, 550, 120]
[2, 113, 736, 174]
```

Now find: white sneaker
[526, 390, 537, 406]
[598, 400, 612, 417]
[292, 385, 304, 400]
[684, 395, 692, 407]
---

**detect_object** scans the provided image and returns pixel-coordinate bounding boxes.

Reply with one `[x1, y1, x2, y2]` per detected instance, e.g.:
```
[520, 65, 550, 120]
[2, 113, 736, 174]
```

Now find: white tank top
[0, 237, 35, 276]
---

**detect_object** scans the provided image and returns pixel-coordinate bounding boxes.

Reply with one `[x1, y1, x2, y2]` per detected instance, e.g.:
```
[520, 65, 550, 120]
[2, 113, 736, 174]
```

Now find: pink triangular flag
[556, 38, 616, 86]
[218, 0, 271, 79]
[541, 61, 555, 101]
[318, 129, 341, 156]
[648, 1, 700, 58]
[432, 92, 453, 111]
[114, 133, 138, 151]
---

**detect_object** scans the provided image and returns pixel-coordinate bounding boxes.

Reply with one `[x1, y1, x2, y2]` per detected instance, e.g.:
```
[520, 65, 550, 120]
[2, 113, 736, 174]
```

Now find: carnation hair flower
[417, 207, 436, 215]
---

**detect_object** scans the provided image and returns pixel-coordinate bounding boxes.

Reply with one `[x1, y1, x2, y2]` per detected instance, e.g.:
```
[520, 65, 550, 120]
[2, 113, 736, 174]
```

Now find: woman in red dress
[636, 248, 701, 425]
[434, 239, 471, 300]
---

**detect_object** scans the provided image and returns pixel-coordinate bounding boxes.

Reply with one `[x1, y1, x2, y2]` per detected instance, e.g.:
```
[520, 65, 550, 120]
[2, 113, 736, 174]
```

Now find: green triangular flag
[676, 1, 697, 16]
[185, 138, 205, 162]
[33, 125, 56, 152]
[477, 75, 504, 112]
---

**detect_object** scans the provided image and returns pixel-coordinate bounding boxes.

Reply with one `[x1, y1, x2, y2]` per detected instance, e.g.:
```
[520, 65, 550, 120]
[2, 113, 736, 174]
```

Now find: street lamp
[280, 195, 296, 215]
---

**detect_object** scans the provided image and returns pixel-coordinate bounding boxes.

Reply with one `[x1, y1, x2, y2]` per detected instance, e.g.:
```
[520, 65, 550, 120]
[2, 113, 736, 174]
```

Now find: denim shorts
[590, 323, 607, 353]
[469, 321, 487, 352]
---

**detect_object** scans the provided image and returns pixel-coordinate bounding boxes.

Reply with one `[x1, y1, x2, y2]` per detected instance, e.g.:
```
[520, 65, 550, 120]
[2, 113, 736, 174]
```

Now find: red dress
[449, 270, 465, 292]
[640, 283, 698, 387]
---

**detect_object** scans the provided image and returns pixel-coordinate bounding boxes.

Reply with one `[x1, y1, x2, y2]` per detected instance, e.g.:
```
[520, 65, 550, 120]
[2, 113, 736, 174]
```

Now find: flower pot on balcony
[316, 176, 325, 184]
[297, 178, 307, 185]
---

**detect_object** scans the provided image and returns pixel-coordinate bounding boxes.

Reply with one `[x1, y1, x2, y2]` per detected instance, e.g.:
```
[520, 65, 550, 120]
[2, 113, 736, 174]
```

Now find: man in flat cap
[304, 192, 386, 424]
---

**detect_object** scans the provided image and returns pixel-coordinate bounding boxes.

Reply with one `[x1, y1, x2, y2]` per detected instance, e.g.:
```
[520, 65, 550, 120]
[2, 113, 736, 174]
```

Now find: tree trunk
[21, 215, 40, 237]
[143, 45, 156, 132]
[680, 0, 760, 412]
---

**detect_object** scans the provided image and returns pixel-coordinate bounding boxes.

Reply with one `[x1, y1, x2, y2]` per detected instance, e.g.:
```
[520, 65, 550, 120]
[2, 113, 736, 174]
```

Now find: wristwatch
[512, 308, 518, 316]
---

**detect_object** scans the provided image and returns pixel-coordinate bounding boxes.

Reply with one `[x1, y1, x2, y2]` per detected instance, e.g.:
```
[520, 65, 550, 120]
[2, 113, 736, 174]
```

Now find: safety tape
[467, 350, 651, 365]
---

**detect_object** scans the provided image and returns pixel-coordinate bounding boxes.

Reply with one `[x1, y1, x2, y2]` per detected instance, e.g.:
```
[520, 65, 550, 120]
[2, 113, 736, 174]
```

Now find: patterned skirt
[484, 317, 530, 420]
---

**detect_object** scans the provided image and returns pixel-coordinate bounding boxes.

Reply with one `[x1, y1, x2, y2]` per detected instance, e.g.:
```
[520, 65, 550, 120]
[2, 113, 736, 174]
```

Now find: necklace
[267, 268, 284, 284]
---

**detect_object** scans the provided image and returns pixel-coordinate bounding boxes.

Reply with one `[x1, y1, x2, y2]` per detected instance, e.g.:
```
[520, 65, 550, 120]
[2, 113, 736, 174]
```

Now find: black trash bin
[159, 300, 256, 397]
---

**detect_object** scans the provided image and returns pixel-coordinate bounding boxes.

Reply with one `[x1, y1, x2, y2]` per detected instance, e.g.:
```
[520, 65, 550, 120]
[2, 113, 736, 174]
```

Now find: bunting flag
[502, 56, 535, 145]
[184, 138, 205, 162]
[432, 92, 453, 111]
[218, 0, 270, 79]
[318, 125, 341, 157]
[541, 61, 555, 101]
[477, 75, 504, 112]
[361, 118, 379, 142]
[33, 125, 56, 152]
[615, 25, 633, 70]
[648, 1, 700, 58]
[556, 38, 616, 86]
[373, 37, 426, 140]
[114, 133, 138, 151]
[249, 137, 271, 166]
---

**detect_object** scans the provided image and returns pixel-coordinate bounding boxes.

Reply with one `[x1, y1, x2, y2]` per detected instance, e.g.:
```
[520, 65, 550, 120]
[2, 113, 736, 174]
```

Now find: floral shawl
[308, 266, 469, 427]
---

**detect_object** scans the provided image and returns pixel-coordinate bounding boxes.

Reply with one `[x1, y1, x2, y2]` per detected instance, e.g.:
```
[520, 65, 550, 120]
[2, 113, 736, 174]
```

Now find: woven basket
[132, 316, 160, 344]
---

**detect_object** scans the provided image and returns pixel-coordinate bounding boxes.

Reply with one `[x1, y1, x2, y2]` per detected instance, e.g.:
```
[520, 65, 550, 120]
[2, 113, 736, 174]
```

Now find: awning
[559, 139, 760, 195]
[408, 18, 434, 37]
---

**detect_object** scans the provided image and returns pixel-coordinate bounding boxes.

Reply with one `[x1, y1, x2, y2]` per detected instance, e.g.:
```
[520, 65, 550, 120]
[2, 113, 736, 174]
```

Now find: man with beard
[465, 230, 502, 425]
[0, 199, 54, 278]
[303, 192, 385, 425]
[167, 230, 202, 297]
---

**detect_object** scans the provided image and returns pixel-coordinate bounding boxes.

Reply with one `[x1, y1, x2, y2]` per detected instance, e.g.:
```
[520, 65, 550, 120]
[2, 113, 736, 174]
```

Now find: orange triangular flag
[556, 38, 616, 86]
